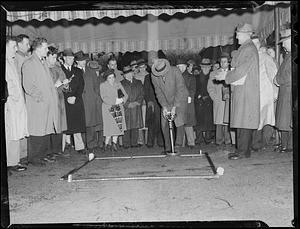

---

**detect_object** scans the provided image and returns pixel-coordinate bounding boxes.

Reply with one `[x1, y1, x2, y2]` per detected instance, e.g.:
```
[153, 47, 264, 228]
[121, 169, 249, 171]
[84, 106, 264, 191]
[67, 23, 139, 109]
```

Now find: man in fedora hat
[151, 58, 189, 153]
[274, 23, 293, 153]
[75, 51, 103, 152]
[214, 23, 260, 160]
[194, 58, 215, 145]
[121, 65, 144, 148]
[60, 48, 86, 154]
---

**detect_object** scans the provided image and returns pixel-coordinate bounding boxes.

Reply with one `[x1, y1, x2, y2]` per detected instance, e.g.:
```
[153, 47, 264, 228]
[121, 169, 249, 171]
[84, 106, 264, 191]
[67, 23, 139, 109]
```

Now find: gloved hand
[171, 106, 176, 116]
[116, 98, 124, 105]
[67, 96, 76, 104]
[162, 107, 168, 118]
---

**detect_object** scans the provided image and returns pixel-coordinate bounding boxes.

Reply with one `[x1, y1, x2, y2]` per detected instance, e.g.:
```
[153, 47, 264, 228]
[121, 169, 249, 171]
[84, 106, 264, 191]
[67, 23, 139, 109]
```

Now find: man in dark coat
[121, 66, 144, 148]
[75, 51, 103, 152]
[61, 48, 86, 154]
[215, 23, 260, 160]
[151, 59, 189, 153]
[194, 58, 215, 144]
[274, 23, 293, 153]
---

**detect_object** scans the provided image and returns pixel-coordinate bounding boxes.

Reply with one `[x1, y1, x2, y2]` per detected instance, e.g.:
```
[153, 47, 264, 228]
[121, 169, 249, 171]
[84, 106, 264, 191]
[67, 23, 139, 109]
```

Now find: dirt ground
[6, 143, 295, 227]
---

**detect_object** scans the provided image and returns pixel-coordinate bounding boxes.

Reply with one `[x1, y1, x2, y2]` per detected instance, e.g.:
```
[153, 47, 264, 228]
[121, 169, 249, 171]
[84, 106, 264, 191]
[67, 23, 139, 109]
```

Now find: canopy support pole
[274, 5, 280, 65]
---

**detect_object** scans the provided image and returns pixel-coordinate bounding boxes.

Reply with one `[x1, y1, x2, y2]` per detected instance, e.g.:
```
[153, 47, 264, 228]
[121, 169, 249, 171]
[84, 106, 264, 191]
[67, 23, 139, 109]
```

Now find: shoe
[103, 144, 110, 152]
[77, 149, 86, 155]
[123, 145, 130, 149]
[228, 152, 240, 160]
[14, 165, 27, 171]
[280, 148, 293, 153]
[131, 145, 139, 148]
[188, 145, 195, 149]
[274, 144, 282, 152]
[42, 157, 55, 163]
[111, 143, 118, 151]
[28, 161, 46, 167]
[146, 144, 154, 148]
[138, 144, 143, 147]
[161, 150, 171, 155]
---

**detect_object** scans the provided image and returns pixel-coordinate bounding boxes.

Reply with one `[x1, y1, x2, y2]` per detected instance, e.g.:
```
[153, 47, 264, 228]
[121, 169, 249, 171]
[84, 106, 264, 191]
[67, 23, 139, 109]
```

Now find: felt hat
[130, 60, 138, 67]
[137, 58, 146, 67]
[278, 23, 291, 43]
[123, 65, 133, 74]
[74, 51, 89, 61]
[88, 61, 102, 71]
[187, 59, 196, 66]
[236, 23, 254, 33]
[151, 58, 171, 77]
[199, 58, 212, 67]
[63, 48, 74, 57]
[103, 69, 115, 80]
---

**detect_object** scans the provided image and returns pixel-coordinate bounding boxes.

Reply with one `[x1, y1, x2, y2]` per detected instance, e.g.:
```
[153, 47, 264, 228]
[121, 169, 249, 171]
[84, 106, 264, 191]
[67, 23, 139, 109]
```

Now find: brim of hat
[76, 57, 89, 61]
[151, 59, 170, 76]
[63, 53, 74, 57]
[277, 35, 291, 43]
[200, 63, 212, 66]
[236, 30, 253, 33]
[123, 70, 133, 74]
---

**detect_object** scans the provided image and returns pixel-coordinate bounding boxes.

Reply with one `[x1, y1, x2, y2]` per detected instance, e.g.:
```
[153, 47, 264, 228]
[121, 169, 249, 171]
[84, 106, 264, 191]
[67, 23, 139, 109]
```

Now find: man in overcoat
[121, 66, 144, 148]
[75, 51, 103, 152]
[151, 59, 189, 153]
[22, 37, 59, 165]
[215, 23, 260, 159]
[274, 23, 293, 153]
[61, 49, 86, 154]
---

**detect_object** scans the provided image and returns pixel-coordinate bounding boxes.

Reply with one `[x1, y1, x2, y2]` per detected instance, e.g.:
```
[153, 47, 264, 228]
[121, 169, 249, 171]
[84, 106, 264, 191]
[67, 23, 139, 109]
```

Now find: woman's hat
[151, 58, 171, 77]
[63, 48, 74, 57]
[187, 59, 196, 66]
[137, 58, 146, 67]
[88, 61, 102, 71]
[199, 58, 212, 66]
[74, 51, 89, 61]
[130, 60, 138, 67]
[103, 69, 115, 80]
[236, 23, 254, 33]
[123, 65, 133, 74]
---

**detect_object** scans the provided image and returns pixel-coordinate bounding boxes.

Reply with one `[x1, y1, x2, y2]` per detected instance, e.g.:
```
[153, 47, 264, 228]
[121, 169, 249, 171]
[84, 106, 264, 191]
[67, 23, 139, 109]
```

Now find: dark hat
[200, 58, 212, 66]
[88, 61, 102, 71]
[278, 23, 291, 43]
[137, 58, 146, 67]
[123, 65, 133, 74]
[219, 52, 231, 61]
[63, 48, 74, 57]
[130, 60, 137, 67]
[176, 58, 186, 65]
[187, 59, 196, 66]
[74, 51, 89, 61]
[151, 58, 171, 77]
[236, 23, 254, 33]
[103, 69, 115, 81]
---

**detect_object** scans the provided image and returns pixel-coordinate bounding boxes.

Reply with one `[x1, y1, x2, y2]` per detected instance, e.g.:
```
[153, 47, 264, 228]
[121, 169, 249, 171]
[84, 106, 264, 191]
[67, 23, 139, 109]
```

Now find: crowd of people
[5, 22, 293, 172]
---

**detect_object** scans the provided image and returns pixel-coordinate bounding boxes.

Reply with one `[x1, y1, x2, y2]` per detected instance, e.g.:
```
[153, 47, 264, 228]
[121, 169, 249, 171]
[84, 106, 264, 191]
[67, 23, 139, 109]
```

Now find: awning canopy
[5, 1, 291, 53]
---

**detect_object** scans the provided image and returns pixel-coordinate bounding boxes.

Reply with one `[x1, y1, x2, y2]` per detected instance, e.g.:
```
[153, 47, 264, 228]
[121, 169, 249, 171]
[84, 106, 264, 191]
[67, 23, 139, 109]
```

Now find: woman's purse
[117, 89, 124, 98]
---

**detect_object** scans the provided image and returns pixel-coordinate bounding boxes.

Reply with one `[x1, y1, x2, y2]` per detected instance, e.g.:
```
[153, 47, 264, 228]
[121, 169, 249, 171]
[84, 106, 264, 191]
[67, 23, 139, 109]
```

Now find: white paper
[187, 96, 192, 104]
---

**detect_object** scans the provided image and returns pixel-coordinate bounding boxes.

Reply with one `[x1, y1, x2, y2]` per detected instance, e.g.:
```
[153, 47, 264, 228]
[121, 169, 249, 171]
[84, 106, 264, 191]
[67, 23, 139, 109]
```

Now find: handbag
[109, 104, 123, 131]
[117, 89, 124, 98]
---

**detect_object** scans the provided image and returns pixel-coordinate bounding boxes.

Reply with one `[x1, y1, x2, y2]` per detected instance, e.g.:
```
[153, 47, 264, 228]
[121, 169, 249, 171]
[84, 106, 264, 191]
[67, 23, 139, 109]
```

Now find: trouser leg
[19, 138, 27, 160]
[224, 125, 231, 145]
[27, 135, 51, 163]
[262, 125, 274, 146]
[215, 124, 224, 145]
[73, 133, 85, 151]
[50, 133, 63, 153]
[175, 125, 185, 146]
[97, 130, 104, 148]
[230, 129, 236, 145]
[123, 130, 131, 147]
[281, 130, 293, 149]
[6, 139, 20, 167]
[236, 128, 253, 156]
[185, 126, 195, 146]
[131, 128, 139, 146]
[85, 126, 98, 149]
[252, 129, 263, 150]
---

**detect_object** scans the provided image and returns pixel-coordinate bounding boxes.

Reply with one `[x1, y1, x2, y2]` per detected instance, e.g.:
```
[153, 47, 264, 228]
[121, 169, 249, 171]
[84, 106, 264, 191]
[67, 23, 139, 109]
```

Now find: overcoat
[182, 70, 197, 127]
[194, 71, 215, 131]
[48, 64, 68, 133]
[14, 51, 29, 80]
[5, 58, 28, 140]
[143, 73, 161, 128]
[22, 53, 59, 136]
[81, 65, 103, 129]
[207, 70, 227, 125]
[121, 78, 144, 130]
[225, 39, 260, 129]
[151, 66, 189, 127]
[257, 49, 278, 130]
[100, 81, 128, 136]
[275, 53, 292, 131]
[61, 65, 86, 134]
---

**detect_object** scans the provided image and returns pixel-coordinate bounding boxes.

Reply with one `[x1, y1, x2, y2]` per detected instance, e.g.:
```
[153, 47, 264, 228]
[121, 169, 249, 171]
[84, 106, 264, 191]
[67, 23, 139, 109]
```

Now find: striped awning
[6, 8, 235, 22]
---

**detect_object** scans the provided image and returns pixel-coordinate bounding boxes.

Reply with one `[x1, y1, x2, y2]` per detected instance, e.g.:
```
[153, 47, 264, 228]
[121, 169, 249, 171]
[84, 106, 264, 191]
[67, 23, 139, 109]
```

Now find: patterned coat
[275, 53, 292, 131]
[100, 81, 128, 136]
[5, 58, 28, 140]
[225, 39, 260, 129]
[61, 65, 86, 134]
[151, 66, 189, 127]
[22, 53, 59, 136]
[121, 78, 144, 130]
[182, 70, 196, 127]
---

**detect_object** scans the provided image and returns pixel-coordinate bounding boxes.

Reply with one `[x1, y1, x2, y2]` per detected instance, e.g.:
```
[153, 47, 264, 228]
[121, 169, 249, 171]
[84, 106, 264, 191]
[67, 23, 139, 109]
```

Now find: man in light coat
[151, 58, 189, 153]
[215, 23, 260, 159]
[5, 36, 28, 171]
[22, 37, 59, 165]
[251, 35, 279, 150]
